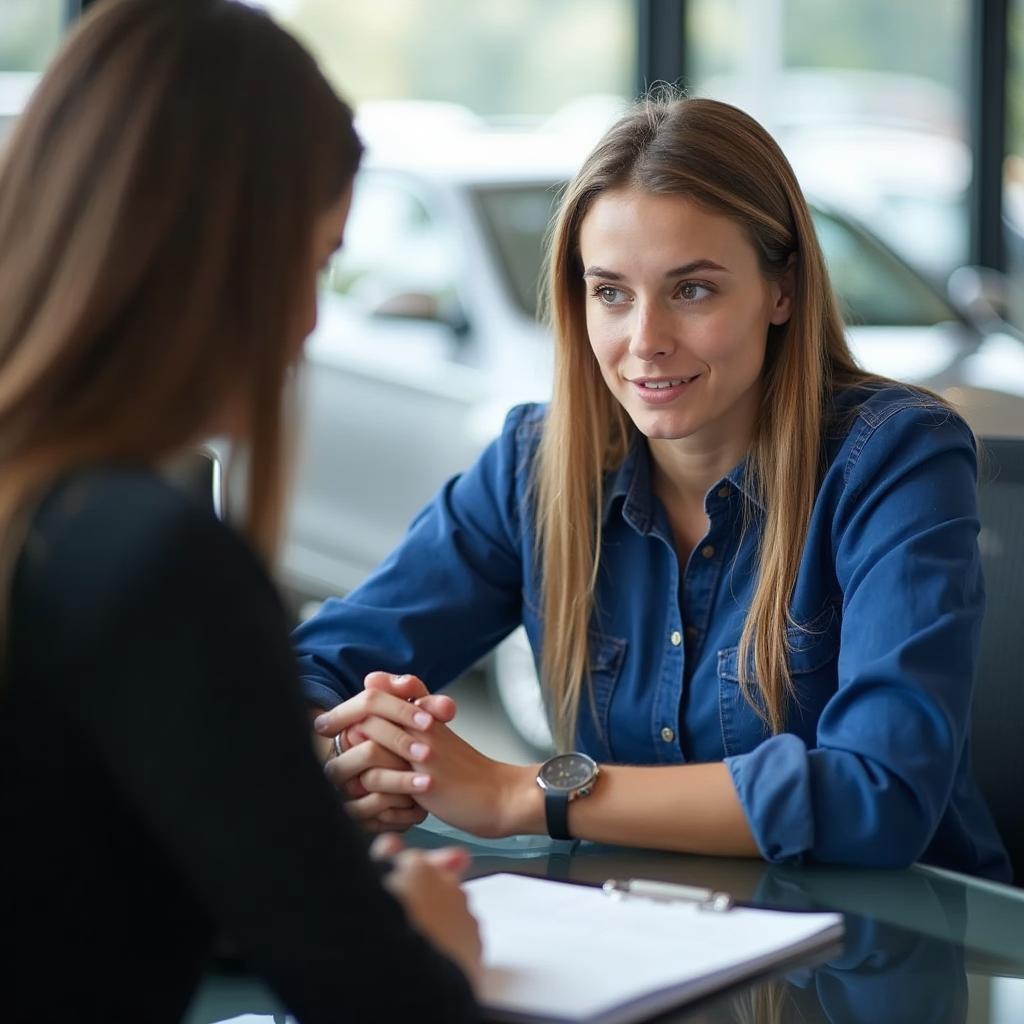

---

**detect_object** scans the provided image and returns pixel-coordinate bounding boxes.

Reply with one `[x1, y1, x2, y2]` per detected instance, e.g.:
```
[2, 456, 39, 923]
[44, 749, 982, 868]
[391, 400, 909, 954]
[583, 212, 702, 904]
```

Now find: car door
[283, 170, 495, 596]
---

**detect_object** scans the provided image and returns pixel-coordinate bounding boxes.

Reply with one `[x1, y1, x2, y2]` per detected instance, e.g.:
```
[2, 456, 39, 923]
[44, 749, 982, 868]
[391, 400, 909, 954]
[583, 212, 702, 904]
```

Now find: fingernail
[313, 714, 329, 731]
[412, 774, 430, 789]
[409, 742, 429, 760]
[413, 711, 432, 729]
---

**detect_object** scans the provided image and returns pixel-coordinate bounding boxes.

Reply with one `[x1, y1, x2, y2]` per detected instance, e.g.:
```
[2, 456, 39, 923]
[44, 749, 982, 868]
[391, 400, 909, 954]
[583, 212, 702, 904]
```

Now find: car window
[324, 171, 459, 314]
[812, 207, 958, 327]
[473, 184, 563, 320]
[472, 187, 957, 330]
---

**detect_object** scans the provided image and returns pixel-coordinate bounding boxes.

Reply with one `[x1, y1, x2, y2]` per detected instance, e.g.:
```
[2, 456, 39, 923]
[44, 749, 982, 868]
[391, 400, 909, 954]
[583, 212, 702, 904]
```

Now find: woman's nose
[628, 300, 675, 361]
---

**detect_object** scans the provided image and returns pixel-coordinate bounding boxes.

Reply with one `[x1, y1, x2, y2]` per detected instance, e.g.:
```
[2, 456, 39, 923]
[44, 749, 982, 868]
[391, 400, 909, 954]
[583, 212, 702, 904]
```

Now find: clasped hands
[313, 671, 537, 838]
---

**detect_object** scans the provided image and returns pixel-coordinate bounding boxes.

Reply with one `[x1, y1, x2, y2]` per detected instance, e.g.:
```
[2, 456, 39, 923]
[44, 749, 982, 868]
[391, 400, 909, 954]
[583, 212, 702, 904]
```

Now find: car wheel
[488, 626, 555, 758]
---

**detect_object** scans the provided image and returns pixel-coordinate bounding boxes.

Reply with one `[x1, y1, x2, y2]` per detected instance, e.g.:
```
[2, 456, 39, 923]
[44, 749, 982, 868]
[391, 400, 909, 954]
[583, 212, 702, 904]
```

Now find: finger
[346, 791, 417, 822]
[357, 715, 431, 764]
[323, 739, 410, 792]
[413, 693, 457, 724]
[360, 767, 432, 796]
[344, 777, 368, 799]
[376, 805, 429, 828]
[391, 848, 428, 870]
[362, 818, 404, 835]
[370, 833, 405, 860]
[314, 689, 436, 737]
[364, 671, 429, 700]
[364, 810, 425, 835]
[425, 845, 472, 877]
[339, 725, 369, 751]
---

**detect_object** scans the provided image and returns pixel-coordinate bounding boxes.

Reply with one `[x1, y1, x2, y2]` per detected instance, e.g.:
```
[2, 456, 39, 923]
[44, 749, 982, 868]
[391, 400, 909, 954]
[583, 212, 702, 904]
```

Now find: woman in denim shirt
[300, 96, 1011, 881]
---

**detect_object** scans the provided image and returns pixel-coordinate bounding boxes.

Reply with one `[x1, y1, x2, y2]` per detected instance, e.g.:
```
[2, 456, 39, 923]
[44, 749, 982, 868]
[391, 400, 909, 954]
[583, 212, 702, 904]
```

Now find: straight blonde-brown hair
[538, 95, 879, 748]
[0, 0, 361, 633]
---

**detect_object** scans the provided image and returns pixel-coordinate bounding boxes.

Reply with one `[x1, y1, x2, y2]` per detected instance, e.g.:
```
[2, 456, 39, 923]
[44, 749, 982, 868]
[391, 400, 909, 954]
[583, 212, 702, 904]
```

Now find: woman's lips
[629, 374, 701, 404]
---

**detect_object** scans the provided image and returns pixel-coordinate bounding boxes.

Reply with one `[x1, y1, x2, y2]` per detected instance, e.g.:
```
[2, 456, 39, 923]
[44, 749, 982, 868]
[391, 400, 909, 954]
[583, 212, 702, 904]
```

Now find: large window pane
[1005, 0, 1024, 326]
[264, 0, 634, 120]
[688, 0, 971, 283]
[1, 0, 63, 146]
[0, 0, 63, 70]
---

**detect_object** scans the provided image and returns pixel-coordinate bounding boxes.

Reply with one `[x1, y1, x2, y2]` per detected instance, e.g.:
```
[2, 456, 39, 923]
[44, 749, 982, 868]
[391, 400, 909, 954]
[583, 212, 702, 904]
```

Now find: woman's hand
[339, 671, 456, 750]
[360, 713, 538, 839]
[371, 833, 482, 989]
[315, 673, 457, 832]
[411, 721, 538, 838]
[316, 671, 539, 837]
[324, 734, 431, 831]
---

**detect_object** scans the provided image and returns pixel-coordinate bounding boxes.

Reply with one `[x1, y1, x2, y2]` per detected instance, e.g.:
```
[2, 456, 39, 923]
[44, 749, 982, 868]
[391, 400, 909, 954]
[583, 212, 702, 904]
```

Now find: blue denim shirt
[294, 386, 1011, 881]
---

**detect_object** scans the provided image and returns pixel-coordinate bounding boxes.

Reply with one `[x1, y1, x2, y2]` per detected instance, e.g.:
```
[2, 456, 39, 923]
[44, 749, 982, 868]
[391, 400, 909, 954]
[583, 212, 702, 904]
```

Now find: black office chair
[973, 437, 1024, 886]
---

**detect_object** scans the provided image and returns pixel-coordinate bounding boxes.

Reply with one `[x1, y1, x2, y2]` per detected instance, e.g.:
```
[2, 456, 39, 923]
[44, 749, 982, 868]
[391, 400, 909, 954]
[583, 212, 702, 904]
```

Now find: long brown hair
[538, 95, 878, 747]
[0, 0, 361, 621]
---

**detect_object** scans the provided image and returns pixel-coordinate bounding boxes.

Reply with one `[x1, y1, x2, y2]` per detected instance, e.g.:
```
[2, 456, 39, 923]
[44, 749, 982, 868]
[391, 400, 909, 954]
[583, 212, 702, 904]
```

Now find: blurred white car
[698, 69, 972, 280]
[277, 121, 1024, 752]
[0, 71, 39, 147]
[282, 126, 575, 596]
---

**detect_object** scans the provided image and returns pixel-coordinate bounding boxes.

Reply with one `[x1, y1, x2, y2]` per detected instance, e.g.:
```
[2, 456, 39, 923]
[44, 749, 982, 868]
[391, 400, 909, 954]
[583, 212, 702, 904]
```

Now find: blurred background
[6, 0, 1024, 746]
[5, 5, 1024, 1013]
[5, 0, 1024, 735]
[7, 0, 1024, 714]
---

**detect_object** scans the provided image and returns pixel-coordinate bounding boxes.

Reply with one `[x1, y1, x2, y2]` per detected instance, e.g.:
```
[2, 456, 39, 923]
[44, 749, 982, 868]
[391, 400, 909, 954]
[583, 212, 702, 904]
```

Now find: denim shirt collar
[601, 434, 765, 531]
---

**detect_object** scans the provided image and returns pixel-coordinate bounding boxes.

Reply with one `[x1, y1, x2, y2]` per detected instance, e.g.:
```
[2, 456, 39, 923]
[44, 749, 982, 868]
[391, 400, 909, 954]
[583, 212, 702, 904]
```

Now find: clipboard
[464, 872, 844, 1024]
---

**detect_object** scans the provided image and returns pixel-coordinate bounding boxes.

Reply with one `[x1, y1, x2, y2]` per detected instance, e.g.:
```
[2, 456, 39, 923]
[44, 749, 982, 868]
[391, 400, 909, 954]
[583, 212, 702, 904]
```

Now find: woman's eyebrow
[583, 259, 729, 280]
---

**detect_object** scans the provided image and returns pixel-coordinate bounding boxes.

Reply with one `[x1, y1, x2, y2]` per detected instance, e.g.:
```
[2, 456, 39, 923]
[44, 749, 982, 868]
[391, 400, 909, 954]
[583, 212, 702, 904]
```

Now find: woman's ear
[768, 253, 797, 326]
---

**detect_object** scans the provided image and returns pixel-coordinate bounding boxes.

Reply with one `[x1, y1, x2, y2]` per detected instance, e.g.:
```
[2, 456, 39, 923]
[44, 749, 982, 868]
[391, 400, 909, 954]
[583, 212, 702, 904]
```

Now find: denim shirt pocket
[717, 604, 840, 756]
[577, 630, 627, 759]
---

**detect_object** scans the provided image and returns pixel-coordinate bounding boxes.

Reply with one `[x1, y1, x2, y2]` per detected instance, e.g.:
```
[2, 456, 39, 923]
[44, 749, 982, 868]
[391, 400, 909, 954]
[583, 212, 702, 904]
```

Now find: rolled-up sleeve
[293, 404, 536, 707]
[726, 405, 984, 868]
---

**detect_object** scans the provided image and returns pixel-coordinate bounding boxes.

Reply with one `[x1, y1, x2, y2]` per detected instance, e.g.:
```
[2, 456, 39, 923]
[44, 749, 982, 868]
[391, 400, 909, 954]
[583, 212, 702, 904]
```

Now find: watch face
[539, 753, 597, 791]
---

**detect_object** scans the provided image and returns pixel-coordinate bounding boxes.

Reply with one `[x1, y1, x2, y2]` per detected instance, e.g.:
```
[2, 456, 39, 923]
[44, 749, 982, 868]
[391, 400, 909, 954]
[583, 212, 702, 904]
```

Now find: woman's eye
[593, 285, 627, 304]
[679, 282, 711, 302]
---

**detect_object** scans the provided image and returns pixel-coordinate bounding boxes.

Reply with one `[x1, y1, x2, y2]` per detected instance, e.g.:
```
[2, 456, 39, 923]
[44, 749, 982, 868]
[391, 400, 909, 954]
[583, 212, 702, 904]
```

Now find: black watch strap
[544, 788, 573, 841]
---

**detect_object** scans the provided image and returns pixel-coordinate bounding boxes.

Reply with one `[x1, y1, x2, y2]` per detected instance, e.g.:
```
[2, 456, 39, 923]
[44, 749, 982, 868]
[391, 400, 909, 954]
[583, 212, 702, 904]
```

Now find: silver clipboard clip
[602, 878, 735, 912]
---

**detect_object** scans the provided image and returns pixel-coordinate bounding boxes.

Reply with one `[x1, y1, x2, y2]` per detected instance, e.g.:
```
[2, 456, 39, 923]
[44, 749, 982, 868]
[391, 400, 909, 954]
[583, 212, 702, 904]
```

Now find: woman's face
[578, 188, 792, 451]
[217, 185, 353, 442]
[296, 184, 353, 351]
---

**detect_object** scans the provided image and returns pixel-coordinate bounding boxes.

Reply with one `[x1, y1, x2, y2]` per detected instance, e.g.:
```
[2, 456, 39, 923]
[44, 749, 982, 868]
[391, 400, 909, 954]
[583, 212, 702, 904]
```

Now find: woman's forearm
[503, 761, 760, 857]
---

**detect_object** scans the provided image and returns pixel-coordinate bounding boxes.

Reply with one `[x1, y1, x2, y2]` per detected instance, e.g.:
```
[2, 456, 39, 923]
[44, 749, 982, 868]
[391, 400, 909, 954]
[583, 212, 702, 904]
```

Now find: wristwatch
[536, 752, 600, 841]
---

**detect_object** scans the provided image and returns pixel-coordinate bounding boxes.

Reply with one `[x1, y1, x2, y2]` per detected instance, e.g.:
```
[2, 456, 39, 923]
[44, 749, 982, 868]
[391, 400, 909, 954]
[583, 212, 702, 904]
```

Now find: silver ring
[332, 734, 343, 759]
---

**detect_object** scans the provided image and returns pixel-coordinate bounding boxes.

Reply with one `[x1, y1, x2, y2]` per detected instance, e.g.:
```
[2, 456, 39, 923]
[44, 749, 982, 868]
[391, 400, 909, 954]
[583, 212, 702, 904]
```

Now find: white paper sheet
[465, 873, 844, 1024]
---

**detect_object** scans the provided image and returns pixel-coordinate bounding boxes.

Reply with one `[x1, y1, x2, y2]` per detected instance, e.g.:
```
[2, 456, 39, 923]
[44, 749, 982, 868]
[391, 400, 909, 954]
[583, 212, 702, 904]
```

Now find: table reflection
[184, 829, 1024, 1024]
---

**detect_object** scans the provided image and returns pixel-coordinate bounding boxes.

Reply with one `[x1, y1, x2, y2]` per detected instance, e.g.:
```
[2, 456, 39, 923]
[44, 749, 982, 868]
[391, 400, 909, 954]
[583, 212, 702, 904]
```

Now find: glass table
[185, 823, 1024, 1023]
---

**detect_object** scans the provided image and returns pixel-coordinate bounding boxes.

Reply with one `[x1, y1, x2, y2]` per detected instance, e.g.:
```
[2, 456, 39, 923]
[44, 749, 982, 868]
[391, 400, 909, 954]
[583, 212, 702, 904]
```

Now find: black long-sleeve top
[0, 468, 479, 1022]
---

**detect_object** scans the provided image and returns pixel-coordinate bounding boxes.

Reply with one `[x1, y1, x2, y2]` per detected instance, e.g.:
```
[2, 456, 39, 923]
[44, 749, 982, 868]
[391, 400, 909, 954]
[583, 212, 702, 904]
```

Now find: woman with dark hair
[0, 1, 480, 1020]
[298, 95, 1010, 883]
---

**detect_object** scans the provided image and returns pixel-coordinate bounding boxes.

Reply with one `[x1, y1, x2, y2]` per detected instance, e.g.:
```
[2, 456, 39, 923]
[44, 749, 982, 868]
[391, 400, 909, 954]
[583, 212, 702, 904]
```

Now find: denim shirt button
[700, 544, 716, 559]
[660, 726, 675, 743]
[669, 630, 682, 646]
[717, 486, 730, 499]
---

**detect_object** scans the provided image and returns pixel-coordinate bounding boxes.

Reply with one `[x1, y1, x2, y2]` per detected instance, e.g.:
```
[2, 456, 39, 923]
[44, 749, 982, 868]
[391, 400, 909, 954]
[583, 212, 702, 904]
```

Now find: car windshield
[811, 207, 960, 327]
[474, 182, 959, 329]
[473, 183, 564, 320]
